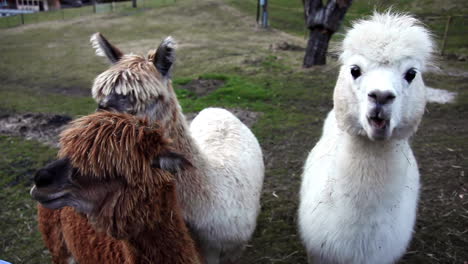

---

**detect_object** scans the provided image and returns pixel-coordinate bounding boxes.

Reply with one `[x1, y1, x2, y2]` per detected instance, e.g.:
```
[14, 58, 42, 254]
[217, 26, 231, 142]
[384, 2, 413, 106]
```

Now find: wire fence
[337, 12, 468, 57]
[419, 15, 468, 57]
[249, 1, 468, 58]
[1, 1, 467, 57]
[0, 0, 175, 29]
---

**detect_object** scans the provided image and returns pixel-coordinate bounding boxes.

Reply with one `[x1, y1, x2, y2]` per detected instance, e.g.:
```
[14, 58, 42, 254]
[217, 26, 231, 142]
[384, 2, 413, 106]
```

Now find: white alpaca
[88, 33, 265, 264]
[299, 12, 434, 264]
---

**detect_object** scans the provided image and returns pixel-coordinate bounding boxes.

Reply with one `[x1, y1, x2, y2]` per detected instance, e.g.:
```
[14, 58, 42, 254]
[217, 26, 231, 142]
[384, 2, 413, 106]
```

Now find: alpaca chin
[362, 115, 393, 141]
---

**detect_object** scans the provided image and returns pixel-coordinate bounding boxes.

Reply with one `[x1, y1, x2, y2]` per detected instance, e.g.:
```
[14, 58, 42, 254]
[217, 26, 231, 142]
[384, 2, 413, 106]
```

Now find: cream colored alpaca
[89, 34, 265, 264]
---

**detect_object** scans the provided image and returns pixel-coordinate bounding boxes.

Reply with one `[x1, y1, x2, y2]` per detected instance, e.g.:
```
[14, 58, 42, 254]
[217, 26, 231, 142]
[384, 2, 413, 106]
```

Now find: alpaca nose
[97, 102, 110, 111]
[368, 90, 396, 105]
[34, 169, 54, 187]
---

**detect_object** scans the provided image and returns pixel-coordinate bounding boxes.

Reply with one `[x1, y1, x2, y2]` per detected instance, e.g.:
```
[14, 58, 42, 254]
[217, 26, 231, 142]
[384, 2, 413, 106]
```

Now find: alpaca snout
[34, 168, 54, 188]
[30, 185, 72, 209]
[368, 90, 396, 105]
[368, 105, 390, 121]
[97, 93, 133, 113]
[365, 104, 393, 140]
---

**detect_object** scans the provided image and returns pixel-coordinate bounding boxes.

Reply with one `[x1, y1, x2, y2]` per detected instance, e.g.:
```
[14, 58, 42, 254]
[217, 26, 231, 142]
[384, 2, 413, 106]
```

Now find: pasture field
[0, 0, 467, 263]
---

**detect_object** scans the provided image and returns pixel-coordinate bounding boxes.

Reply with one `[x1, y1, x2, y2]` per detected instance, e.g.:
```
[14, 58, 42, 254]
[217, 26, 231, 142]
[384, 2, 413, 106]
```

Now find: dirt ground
[249, 97, 468, 264]
[181, 78, 226, 97]
[0, 114, 71, 148]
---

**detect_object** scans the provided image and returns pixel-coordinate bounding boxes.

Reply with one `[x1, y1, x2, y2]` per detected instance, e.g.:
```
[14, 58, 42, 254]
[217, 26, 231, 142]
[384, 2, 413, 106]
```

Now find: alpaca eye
[350, 66, 361, 79]
[404, 68, 417, 83]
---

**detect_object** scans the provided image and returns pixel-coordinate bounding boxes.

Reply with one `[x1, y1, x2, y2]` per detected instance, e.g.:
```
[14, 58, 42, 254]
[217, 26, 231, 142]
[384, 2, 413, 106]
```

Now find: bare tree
[302, 0, 352, 67]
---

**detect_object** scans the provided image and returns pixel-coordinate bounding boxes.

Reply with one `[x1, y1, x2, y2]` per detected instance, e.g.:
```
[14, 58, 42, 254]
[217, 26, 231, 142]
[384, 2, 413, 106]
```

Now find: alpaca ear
[152, 36, 176, 77]
[90, 32, 124, 64]
[152, 150, 192, 174]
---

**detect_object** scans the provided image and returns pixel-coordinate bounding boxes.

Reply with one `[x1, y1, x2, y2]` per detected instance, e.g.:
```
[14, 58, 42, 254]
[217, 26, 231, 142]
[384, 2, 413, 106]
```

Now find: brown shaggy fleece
[60, 207, 134, 263]
[38, 111, 201, 264]
[58, 111, 173, 186]
[37, 205, 73, 264]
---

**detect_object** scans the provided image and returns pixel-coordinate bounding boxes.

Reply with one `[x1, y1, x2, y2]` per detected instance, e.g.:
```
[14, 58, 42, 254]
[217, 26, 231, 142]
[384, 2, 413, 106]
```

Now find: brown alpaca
[32, 111, 202, 264]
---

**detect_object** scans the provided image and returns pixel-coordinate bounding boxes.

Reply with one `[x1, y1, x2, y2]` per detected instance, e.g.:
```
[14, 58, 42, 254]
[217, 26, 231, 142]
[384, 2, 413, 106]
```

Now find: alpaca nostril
[97, 103, 108, 111]
[368, 90, 396, 105]
[368, 92, 377, 100]
[386, 94, 396, 101]
[34, 169, 53, 187]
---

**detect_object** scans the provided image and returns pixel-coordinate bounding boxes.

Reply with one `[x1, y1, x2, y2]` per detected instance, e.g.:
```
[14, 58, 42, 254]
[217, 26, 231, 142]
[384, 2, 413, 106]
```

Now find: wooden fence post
[441, 16, 452, 56]
[259, 0, 268, 28]
[256, 0, 260, 24]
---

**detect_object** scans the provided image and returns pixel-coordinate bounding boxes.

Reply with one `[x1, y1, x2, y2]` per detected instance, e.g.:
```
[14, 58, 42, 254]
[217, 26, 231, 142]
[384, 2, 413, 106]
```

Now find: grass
[0, 0, 175, 29]
[0, 0, 467, 263]
[175, 74, 273, 112]
[0, 86, 96, 116]
[0, 135, 57, 263]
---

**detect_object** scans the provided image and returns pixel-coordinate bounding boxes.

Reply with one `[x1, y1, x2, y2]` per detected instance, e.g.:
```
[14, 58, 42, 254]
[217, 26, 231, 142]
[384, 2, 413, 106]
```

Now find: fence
[337, 12, 468, 57]
[0, 0, 175, 29]
[2, 1, 467, 57]
[419, 15, 468, 57]
[243, 1, 468, 58]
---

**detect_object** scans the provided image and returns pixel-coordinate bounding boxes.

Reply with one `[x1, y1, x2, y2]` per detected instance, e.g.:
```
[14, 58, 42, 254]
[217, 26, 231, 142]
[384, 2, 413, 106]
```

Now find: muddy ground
[0, 114, 71, 147]
[0, 85, 262, 148]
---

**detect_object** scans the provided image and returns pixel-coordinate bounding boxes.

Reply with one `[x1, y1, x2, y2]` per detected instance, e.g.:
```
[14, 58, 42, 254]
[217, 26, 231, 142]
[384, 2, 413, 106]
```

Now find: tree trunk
[303, 0, 352, 67]
[132, 0, 136, 8]
[92, 0, 96, 13]
[303, 27, 332, 66]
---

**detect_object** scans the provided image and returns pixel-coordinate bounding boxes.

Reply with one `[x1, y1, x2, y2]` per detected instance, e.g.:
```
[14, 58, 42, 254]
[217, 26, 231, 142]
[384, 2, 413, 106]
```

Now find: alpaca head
[90, 33, 177, 124]
[333, 12, 434, 141]
[31, 112, 191, 238]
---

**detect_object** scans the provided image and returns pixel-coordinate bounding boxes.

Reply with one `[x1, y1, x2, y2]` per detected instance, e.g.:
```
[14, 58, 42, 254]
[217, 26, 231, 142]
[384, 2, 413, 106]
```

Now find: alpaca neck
[334, 133, 412, 191]
[161, 83, 205, 163]
[125, 186, 201, 264]
[155, 85, 209, 216]
[170, 108, 203, 162]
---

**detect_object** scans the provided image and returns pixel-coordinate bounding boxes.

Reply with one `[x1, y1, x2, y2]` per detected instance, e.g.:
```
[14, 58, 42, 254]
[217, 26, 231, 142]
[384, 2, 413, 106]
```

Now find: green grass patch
[0, 135, 56, 263]
[174, 74, 273, 113]
[0, 87, 96, 116]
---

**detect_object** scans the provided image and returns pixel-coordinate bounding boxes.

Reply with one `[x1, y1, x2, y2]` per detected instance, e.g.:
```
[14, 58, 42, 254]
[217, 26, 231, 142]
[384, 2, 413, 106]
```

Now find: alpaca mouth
[31, 186, 70, 209]
[368, 117, 388, 130]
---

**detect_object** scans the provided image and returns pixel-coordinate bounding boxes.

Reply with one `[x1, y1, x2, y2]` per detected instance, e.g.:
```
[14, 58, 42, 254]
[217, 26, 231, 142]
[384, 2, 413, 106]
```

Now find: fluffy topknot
[58, 111, 172, 186]
[340, 11, 435, 70]
[92, 55, 168, 113]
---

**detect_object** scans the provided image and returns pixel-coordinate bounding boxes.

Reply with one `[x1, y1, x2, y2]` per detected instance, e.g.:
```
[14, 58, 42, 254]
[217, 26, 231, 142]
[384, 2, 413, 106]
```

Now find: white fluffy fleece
[339, 11, 434, 68]
[189, 108, 264, 264]
[299, 12, 434, 264]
